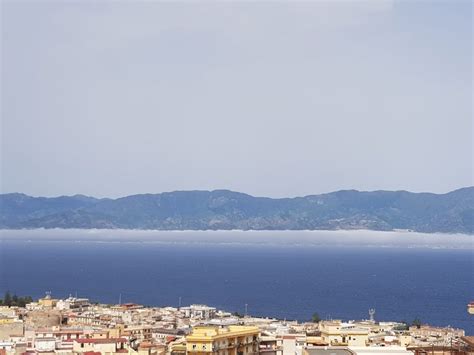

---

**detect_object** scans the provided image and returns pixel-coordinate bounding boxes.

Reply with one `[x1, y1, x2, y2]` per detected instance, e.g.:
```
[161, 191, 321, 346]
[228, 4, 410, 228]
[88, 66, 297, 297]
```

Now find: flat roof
[75, 338, 127, 344]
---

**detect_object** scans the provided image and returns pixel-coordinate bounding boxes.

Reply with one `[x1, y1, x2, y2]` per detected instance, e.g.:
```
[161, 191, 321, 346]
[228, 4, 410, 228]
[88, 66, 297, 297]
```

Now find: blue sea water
[0, 232, 473, 334]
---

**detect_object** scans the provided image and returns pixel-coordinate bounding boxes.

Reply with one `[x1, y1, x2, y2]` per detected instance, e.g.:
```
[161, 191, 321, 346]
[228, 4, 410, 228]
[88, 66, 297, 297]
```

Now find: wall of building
[0, 322, 23, 341]
[24, 311, 61, 328]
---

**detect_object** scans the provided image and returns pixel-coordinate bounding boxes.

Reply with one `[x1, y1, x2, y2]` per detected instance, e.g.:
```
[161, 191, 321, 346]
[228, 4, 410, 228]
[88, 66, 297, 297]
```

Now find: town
[0, 293, 472, 355]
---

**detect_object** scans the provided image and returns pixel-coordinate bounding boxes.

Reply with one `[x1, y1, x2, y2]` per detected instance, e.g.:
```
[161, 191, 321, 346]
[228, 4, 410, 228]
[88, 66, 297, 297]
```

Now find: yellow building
[72, 337, 127, 354]
[186, 326, 259, 355]
[170, 339, 187, 355]
[109, 324, 125, 338]
[398, 334, 412, 347]
[319, 321, 369, 347]
[0, 318, 15, 324]
[123, 325, 153, 341]
[38, 293, 58, 309]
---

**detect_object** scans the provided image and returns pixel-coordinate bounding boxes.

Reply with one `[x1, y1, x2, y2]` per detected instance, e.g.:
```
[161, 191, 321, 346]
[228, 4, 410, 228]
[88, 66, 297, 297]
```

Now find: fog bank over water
[1, 229, 472, 249]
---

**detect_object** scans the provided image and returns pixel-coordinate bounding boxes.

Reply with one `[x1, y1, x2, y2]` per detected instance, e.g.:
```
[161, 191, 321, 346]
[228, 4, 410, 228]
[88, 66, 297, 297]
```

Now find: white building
[181, 305, 216, 319]
[56, 296, 90, 311]
[34, 337, 56, 352]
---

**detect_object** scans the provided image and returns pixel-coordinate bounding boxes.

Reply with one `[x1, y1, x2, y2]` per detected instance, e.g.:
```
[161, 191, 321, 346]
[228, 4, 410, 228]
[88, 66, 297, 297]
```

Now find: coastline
[1, 228, 473, 249]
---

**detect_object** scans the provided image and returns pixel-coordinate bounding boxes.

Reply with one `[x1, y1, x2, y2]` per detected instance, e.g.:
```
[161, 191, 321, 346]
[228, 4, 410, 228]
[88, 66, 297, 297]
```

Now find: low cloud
[0, 229, 472, 250]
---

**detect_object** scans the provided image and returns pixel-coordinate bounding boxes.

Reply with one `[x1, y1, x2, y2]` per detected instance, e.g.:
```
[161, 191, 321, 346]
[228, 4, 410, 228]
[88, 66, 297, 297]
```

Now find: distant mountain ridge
[0, 188, 473, 234]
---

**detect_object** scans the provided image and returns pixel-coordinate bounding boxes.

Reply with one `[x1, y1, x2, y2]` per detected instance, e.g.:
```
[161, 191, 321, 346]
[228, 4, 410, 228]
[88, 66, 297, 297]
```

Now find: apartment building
[181, 305, 217, 320]
[319, 321, 369, 347]
[186, 326, 259, 355]
[72, 337, 128, 354]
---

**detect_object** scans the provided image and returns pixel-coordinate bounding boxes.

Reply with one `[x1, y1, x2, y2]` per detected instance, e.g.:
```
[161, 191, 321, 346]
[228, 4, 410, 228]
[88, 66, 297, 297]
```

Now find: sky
[1, 0, 472, 198]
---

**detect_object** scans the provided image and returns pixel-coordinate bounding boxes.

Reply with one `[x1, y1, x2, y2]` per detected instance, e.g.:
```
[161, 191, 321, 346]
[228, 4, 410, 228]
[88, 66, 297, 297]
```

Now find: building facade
[186, 326, 259, 355]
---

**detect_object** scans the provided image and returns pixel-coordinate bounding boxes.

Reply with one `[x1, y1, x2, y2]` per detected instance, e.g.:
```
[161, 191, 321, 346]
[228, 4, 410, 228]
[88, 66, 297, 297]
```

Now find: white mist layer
[0, 229, 473, 249]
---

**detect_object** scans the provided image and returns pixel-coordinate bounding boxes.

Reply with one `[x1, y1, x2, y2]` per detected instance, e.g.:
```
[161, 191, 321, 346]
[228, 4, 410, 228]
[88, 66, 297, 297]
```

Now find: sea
[0, 229, 473, 334]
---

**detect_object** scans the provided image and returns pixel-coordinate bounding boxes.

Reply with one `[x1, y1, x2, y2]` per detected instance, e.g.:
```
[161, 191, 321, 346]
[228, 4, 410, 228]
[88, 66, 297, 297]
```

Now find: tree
[4, 291, 12, 307]
[0, 292, 33, 308]
[311, 312, 321, 323]
[17, 295, 31, 307]
[393, 322, 409, 331]
[412, 318, 422, 329]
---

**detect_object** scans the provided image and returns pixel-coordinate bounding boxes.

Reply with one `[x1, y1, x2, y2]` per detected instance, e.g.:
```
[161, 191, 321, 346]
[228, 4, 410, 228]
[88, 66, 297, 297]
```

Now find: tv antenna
[369, 308, 376, 323]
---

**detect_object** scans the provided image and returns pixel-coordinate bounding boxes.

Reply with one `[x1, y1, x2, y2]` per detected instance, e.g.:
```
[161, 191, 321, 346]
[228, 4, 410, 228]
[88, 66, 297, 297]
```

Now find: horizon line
[1, 186, 472, 200]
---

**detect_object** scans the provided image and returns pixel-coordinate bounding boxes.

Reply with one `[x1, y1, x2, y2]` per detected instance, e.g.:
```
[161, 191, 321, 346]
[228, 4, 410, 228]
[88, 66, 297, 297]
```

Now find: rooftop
[187, 325, 259, 340]
[75, 338, 127, 344]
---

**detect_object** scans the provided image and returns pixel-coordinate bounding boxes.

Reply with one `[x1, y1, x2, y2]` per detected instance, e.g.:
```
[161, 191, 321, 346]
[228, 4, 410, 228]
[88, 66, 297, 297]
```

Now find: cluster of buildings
[0, 293, 472, 355]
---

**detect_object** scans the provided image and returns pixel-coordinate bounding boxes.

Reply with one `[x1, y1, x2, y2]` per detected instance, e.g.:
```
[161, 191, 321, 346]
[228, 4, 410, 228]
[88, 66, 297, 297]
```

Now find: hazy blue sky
[1, 0, 472, 198]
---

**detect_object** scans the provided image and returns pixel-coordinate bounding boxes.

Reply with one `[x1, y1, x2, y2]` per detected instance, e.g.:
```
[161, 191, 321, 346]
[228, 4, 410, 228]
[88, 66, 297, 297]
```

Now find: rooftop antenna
[369, 308, 376, 323]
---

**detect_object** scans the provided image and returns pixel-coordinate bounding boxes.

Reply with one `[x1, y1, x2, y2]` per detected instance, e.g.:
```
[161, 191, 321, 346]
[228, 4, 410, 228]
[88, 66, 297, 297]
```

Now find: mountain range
[0, 188, 473, 234]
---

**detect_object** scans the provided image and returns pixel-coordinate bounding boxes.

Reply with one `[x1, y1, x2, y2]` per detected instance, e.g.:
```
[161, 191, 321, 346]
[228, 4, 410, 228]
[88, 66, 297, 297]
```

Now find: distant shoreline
[1, 226, 473, 235]
[2, 188, 472, 234]
[1, 228, 472, 249]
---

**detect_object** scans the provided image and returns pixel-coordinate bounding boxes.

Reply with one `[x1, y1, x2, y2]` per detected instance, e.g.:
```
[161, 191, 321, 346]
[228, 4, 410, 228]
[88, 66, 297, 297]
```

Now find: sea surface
[0, 230, 473, 334]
